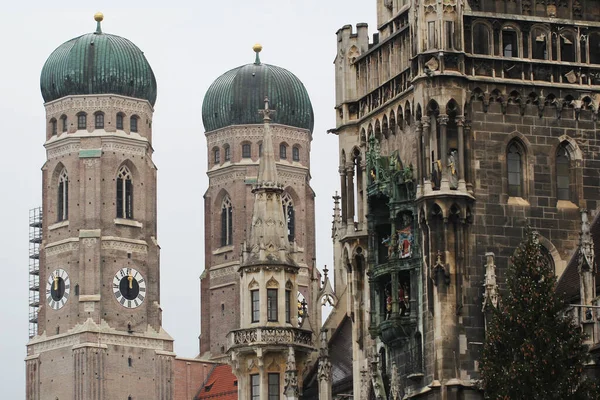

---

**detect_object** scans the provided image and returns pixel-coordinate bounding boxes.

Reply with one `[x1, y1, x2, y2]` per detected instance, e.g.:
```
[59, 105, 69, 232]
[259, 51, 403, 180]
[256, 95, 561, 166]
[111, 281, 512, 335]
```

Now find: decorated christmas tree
[480, 227, 599, 399]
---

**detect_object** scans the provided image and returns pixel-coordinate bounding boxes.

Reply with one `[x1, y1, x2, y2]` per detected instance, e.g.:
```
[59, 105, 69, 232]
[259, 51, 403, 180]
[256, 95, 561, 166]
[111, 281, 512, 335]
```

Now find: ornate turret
[227, 96, 314, 399]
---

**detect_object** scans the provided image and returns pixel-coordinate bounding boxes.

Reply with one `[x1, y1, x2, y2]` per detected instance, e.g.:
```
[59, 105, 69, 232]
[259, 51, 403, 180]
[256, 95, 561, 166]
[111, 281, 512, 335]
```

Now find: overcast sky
[0, 1, 376, 397]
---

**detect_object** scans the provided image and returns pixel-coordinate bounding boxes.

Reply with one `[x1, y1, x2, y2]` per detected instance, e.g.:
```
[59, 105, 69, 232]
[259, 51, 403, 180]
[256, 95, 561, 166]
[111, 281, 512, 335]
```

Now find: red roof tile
[195, 364, 238, 400]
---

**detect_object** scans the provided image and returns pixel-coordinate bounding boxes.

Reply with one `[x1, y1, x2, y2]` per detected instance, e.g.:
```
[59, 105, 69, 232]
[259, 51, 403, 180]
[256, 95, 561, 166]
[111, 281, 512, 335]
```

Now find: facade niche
[473, 23, 491, 55]
[365, 134, 421, 378]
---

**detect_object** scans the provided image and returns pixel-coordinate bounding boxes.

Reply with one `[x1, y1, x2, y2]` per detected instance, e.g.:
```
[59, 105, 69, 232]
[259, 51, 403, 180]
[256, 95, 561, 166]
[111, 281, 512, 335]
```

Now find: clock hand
[54, 275, 59, 291]
[128, 272, 133, 290]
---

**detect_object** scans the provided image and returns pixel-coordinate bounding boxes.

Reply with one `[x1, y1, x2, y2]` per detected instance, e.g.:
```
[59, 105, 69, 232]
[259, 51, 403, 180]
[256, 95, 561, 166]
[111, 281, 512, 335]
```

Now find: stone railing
[227, 327, 313, 351]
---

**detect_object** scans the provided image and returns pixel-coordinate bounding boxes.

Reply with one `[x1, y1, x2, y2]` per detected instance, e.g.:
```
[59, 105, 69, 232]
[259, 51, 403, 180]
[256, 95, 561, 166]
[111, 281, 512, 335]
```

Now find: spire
[94, 12, 104, 34]
[257, 97, 278, 185]
[253, 43, 263, 65]
[243, 97, 293, 265]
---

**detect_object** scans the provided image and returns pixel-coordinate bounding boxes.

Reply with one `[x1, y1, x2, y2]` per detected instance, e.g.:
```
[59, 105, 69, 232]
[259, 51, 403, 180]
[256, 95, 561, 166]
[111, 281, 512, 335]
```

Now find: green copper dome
[40, 17, 157, 105]
[202, 50, 314, 133]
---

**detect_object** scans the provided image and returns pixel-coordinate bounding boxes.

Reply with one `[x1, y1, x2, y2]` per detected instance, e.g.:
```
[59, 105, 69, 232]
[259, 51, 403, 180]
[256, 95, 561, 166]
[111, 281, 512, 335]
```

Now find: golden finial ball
[253, 43, 263, 53]
[94, 12, 104, 22]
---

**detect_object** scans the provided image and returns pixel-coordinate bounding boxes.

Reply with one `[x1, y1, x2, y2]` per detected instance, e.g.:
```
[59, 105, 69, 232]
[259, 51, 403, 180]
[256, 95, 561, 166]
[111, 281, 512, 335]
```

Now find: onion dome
[202, 45, 314, 133]
[40, 13, 157, 105]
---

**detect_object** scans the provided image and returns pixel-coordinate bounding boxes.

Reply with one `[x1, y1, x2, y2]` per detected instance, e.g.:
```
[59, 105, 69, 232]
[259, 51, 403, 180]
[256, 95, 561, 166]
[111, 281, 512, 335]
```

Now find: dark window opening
[590, 34, 600, 64]
[77, 113, 87, 130]
[507, 143, 523, 197]
[95, 113, 104, 129]
[532, 30, 548, 60]
[242, 143, 251, 158]
[116, 166, 133, 219]
[445, 21, 454, 49]
[61, 116, 68, 133]
[251, 290, 260, 322]
[503, 28, 518, 57]
[473, 24, 491, 54]
[560, 33, 576, 62]
[280, 144, 287, 159]
[128, 357, 132, 367]
[285, 290, 291, 323]
[556, 146, 570, 201]
[267, 289, 278, 321]
[268, 373, 280, 400]
[251, 374, 260, 400]
[224, 145, 231, 161]
[214, 148, 220, 164]
[259, 143, 263, 157]
[116, 113, 124, 130]
[57, 169, 68, 222]
[292, 146, 300, 161]
[221, 197, 233, 246]
[130, 116, 138, 132]
[51, 119, 57, 136]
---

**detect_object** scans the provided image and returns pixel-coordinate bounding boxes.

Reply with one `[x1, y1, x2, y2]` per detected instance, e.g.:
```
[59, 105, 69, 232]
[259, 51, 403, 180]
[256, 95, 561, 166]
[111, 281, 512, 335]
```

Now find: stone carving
[45, 240, 79, 256]
[482, 252, 499, 311]
[45, 95, 153, 122]
[101, 239, 148, 254]
[231, 327, 313, 347]
[390, 362, 401, 400]
[210, 266, 235, 279]
[102, 142, 147, 156]
[82, 238, 97, 248]
[47, 143, 81, 159]
[83, 158, 100, 168]
[284, 347, 299, 398]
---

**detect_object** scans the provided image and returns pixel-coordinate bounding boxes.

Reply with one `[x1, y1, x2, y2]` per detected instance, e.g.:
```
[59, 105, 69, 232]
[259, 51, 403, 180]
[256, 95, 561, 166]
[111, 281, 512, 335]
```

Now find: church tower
[26, 14, 174, 400]
[200, 46, 317, 363]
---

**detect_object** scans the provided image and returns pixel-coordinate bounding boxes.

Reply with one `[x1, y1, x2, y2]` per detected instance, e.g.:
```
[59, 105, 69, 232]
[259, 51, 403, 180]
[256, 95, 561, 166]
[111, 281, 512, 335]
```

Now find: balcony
[227, 326, 314, 353]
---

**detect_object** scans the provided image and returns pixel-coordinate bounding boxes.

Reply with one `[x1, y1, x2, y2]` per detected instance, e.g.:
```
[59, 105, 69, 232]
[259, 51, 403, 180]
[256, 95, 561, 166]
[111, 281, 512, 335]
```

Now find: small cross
[259, 96, 275, 121]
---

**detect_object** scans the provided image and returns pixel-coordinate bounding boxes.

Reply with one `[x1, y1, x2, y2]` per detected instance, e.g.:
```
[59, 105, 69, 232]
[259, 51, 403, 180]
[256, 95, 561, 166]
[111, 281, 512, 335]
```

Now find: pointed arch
[389, 110, 396, 135]
[57, 167, 69, 222]
[116, 165, 133, 219]
[507, 139, 525, 198]
[221, 195, 233, 247]
[282, 192, 295, 243]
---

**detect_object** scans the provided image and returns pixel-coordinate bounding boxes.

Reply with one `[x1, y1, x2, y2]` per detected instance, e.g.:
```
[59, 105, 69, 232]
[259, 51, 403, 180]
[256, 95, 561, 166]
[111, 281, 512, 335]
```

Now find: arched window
[560, 31, 576, 62]
[116, 113, 124, 130]
[224, 144, 231, 162]
[556, 146, 570, 201]
[502, 26, 519, 57]
[57, 169, 68, 222]
[507, 142, 524, 197]
[214, 148, 221, 164]
[280, 144, 287, 159]
[221, 196, 233, 246]
[473, 23, 491, 54]
[50, 119, 57, 136]
[94, 112, 104, 129]
[116, 166, 133, 219]
[77, 113, 87, 130]
[282, 193, 295, 243]
[130, 116, 139, 133]
[532, 27, 549, 60]
[292, 146, 300, 162]
[60, 115, 68, 133]
[242, 143, 251, 158]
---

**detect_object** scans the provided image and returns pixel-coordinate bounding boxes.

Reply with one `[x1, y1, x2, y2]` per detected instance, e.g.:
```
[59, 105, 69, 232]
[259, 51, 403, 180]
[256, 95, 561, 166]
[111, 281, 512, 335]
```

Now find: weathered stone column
[339, 167, 347, 224]
[416, 121, 424, 194]
[456, 116, 467, 191]
[284, 347, 299, 400]
[422, 116, 432, 193]
[438, 114, 449, 190]
[318, 330, 333, 400]
[346, 162, 355, 227]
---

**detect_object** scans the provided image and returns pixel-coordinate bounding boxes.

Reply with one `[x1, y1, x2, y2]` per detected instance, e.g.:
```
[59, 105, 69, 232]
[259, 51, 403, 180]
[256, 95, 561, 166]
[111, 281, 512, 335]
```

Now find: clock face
[46, 268, 71, 310]
[113, 267, 146, 309]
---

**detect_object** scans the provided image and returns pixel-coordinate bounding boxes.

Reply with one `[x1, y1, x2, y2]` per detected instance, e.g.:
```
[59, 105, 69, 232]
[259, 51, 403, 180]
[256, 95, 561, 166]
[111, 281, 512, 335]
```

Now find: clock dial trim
[45, 268, 71, 311]
[113, 267, 146, 309]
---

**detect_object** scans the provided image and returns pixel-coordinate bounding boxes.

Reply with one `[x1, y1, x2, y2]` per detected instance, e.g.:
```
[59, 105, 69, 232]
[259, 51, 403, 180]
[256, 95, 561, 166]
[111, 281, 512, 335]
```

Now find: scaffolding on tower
[29, 207, 42, 338]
